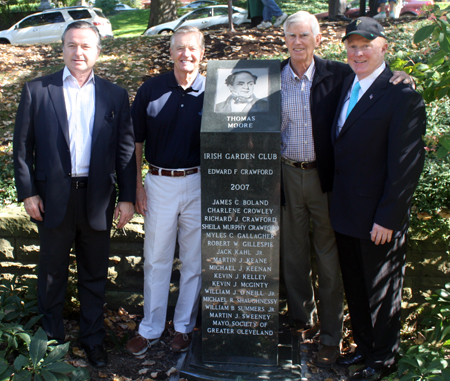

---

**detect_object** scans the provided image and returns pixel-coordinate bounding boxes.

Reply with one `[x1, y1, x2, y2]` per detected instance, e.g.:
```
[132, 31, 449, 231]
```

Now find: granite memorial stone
[200, 60, 281, 365]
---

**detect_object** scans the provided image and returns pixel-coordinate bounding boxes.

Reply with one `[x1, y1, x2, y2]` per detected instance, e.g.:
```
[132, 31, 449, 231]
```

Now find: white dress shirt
[63, 66, 96, 177]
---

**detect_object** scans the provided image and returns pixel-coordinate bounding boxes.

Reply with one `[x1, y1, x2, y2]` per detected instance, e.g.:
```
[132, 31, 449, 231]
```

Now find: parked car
[180, 0, 217, 9]
[0, 6, 113, 45]
[314, 0, 434, 19]
[145, 5, 250, 35]
[114, 3, 137, 11]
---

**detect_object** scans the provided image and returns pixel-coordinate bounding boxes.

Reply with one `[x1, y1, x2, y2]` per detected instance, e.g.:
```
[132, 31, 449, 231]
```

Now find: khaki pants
[281, 163, 343, 346]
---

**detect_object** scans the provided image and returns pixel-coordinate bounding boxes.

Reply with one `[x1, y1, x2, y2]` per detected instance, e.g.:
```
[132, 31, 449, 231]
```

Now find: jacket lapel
[92, 76, 109, 146]
[338, 66, 392, 138]
[48, 70, 70, 148]
[332, 74, 354, 144]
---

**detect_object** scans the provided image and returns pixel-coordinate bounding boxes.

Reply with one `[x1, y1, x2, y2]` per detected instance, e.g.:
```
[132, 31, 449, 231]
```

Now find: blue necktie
[346, 82, 361, 118]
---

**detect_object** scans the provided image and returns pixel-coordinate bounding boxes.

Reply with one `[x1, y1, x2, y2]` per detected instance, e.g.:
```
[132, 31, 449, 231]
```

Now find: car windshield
[18, 15, 42, 29]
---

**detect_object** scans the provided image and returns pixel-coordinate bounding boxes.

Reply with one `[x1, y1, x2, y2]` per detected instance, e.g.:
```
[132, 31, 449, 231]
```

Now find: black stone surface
[200, 60, 281, 366]
[179, 328, 302, 380]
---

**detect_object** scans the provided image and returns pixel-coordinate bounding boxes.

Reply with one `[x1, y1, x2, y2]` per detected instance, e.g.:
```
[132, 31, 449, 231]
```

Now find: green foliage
[2, 3, 40, 12]
[421, 283, 450, 344]
[11, 328, 89, 381]
[396, 284, 450, 381]
[0, 276, 89, 380]
[395, 6, 450, 159]
[0, 276, 41, 361]
[95, 0, 119, 14]
[0, 140, 15, 207]
[397, 344, 449, 380]
[408, 99, 450, 243]
[0, 276, 39, 324]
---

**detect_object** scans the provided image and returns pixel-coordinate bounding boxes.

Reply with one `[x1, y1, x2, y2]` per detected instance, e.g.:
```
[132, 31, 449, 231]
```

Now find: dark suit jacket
[281, 56, 353, 193]
[215, 94, 268, 113]
[330, 66, 426, 240]
[14, 69, 137, 231]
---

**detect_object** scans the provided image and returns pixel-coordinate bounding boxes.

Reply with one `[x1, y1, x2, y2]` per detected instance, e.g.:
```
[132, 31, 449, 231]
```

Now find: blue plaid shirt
[281, 59, 316, 162]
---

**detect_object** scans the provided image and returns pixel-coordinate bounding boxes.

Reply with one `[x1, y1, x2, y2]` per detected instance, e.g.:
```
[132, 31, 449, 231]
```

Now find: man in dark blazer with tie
[330, 18, 426, 380]
[13, 21, 136, 368]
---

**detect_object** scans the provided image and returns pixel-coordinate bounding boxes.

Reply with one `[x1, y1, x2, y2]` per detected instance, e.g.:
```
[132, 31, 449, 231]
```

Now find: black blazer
[14, 70, 137, 231]
[281, 56, 352, 192]
[330, 66, 426, 239]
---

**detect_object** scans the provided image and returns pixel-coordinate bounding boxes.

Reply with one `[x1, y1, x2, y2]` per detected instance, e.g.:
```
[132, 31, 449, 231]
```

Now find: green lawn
[109, 9, 150, 37]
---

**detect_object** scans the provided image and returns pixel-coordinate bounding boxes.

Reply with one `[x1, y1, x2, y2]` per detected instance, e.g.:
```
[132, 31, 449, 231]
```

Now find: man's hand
[390, 71, 412, 85]
[135, 185, 147, 216]
[24, 195, 44, 221]
[370, 223, 393, 245]
[114, 201, 135, 229]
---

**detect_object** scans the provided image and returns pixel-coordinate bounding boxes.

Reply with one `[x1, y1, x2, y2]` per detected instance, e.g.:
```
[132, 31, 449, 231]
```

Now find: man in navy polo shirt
[126, 25, 205, 355]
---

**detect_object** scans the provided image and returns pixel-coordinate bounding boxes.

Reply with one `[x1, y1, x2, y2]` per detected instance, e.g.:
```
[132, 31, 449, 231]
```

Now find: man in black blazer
[330, 17, 426, 380]
[13, 21, 136, 368]
[279, 11, 409, 367]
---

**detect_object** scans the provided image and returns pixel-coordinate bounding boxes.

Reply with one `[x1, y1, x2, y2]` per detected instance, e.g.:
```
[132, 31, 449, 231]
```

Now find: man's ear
[315, 33, 322, 47]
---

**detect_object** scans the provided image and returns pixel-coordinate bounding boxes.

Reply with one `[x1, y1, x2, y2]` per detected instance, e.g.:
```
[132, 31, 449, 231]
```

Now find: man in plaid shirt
[280, 11, 409, 367]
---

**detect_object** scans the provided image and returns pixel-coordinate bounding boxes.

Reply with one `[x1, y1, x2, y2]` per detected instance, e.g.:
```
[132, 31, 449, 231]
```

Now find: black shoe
[82, 344, 108, 368]
[329, 14, 352, 22]
[337, 351, 366, 366]
[350, 366, 392, 380]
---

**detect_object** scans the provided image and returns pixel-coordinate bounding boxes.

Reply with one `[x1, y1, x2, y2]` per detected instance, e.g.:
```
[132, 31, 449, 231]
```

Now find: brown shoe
[126, 333, 160, 356]
[171, 332, 192, 353]
[314, 344, 339, 367]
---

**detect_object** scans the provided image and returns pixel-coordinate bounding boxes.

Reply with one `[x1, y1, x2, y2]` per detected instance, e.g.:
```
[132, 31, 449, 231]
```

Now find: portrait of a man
[215, 70, 269, 113]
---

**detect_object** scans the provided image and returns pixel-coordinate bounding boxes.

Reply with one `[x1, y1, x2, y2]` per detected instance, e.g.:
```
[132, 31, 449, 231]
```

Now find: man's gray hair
[283, 11, 320, 37]
[170, 26, 205, 50]
[62, 21, 102, 50]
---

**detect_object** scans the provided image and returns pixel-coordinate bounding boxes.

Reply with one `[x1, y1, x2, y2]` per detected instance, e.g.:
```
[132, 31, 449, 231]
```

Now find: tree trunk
[227, 0, 235, 32]
[148, 0, 177, 29]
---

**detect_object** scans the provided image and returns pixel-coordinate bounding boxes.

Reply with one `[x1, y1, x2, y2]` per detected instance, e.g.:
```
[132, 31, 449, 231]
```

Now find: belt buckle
[300, 162, 307, 170]
[75, 180, 80, 189]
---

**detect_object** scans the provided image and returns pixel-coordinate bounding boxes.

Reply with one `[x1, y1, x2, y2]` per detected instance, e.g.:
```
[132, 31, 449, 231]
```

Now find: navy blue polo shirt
[131, 71, 205, 169]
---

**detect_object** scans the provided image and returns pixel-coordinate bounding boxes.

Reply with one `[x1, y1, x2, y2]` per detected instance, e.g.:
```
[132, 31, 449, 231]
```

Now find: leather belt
[282, 157, 317, 170]
[149, 164, 199, 177]
[71, 177, 88, 188]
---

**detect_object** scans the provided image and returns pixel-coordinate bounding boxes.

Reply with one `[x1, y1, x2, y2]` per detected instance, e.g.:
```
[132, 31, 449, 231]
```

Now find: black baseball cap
[342, 17, 387, 42]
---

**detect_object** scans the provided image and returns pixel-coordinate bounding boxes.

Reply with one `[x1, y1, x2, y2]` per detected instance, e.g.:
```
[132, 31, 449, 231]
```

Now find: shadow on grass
[109, 9, 150, 37]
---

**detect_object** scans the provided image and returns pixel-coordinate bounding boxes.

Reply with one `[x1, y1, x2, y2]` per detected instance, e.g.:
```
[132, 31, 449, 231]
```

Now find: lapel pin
[369, 94, 373, 100]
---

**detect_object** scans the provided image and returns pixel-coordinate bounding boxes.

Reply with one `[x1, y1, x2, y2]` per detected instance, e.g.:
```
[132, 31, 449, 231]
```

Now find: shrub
[95, 0, 119, 14]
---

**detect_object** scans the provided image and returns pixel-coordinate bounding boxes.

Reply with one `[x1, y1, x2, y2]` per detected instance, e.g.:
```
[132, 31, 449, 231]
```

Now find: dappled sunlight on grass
[109, 9, 150, 37]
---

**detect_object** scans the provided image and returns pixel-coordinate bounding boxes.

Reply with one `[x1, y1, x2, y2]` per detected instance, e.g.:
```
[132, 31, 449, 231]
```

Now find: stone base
[180, 328, 302, 380]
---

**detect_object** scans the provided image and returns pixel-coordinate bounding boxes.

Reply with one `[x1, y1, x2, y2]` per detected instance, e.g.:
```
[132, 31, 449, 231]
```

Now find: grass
[109, 9, 150, 37]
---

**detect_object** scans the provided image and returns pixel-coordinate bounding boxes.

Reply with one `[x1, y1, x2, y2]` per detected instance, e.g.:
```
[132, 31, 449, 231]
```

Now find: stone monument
[201, 59, 281, 365]
[181, 60, 293, 379]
